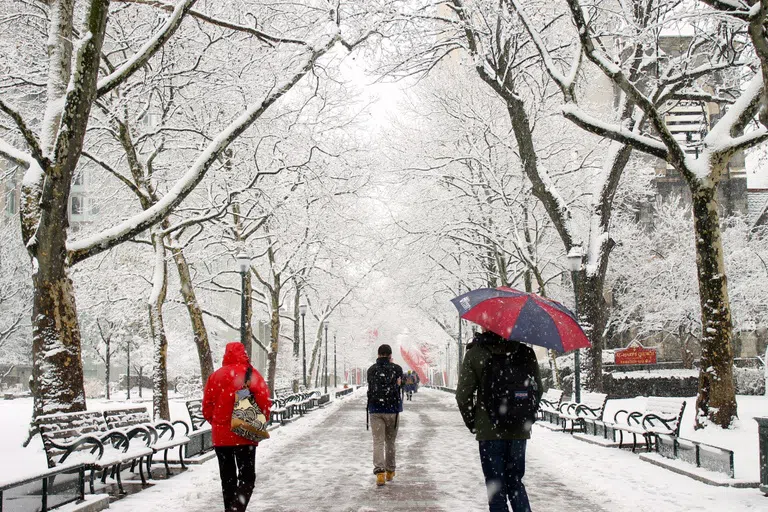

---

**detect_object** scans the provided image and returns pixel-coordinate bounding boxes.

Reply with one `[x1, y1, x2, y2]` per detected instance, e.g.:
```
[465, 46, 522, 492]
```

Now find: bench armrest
[626, 411, 643, 426]
[558, 402, 576, 414]
[172, 420, 190, 436]
[574, 405, 601, 417]
[154, 421, 177, 441]
[126, 425, 155, 447]
[540, 398, 555, 408]
[642, 414, 675, 431]
[99, 431, 130, 452]
[53, 435, 105, 464]
[613, 409, 630, 424]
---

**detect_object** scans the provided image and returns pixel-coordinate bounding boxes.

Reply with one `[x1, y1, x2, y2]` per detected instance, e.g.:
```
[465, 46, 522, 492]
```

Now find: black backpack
[368, 363, 400, 409]
[481, 347, 538, 429]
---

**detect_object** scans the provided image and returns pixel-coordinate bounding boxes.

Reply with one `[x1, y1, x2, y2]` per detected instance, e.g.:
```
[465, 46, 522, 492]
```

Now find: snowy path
[107, 388, 766, 511]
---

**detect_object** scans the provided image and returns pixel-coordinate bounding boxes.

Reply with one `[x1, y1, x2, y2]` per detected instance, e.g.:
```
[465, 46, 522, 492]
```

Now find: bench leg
[89, 469, 95, 494]
[116, 463, 125, 495]
[138, 457, 147, 486]
[130, 459, 137, 473]
[101, 468, 108, 485]
[631, 433, 638, 452]
[179, 445, 186, 470]
[164, 449, 171, 478]
[146, 455, 153, 480]
[618, 430, 624, 449]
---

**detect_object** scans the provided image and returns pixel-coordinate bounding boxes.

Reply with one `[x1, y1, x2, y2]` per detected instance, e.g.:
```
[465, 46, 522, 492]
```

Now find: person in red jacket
[203, 342, 271, 512]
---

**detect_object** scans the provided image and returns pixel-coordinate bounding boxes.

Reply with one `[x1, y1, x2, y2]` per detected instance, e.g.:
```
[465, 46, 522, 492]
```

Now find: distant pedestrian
[404, 371, 417, 401]
[413, 371, 420, 392]
[456, 329, 542, 512]
[366, 344, 403, 486]
[203, 342, 271, 512]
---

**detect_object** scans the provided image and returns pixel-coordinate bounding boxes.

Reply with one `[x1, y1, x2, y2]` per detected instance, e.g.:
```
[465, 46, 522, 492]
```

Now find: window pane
[71, 195, 83, 215]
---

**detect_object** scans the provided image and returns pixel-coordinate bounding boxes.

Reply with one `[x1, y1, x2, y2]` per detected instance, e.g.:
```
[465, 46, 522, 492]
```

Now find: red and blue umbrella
[450, 286, 590, 353]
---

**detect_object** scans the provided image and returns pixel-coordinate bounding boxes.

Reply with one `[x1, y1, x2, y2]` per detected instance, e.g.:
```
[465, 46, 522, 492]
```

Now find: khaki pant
[370, 413, 398, 474]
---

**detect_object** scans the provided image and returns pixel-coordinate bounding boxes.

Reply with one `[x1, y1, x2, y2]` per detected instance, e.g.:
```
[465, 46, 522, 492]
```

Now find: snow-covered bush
[733, 367, 765, 396]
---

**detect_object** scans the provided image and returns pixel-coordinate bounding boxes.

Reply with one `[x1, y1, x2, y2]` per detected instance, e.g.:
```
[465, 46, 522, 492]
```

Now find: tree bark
[149, 230, 170, 420]
[266, 284, 281, 393]
[691, 187, 738, 427]
[170, 243, 214, 384]
[292, 284, 300, 391]
[574, 270, 609, 392]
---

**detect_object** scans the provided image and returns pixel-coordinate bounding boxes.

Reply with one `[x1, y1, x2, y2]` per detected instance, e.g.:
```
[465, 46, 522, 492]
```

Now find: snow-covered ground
[2, 389, 766, 510]
[601, 394, 766, 481]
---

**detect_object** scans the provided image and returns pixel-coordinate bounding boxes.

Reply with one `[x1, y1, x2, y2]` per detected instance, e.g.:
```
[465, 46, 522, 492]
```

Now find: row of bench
[34, 406, 189, 495]
[31, 388, 332, 500]
[538, 389, 735, 478]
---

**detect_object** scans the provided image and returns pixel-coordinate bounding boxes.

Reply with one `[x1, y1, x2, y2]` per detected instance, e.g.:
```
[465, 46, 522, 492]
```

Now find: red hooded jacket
[202, 342, 271, 446]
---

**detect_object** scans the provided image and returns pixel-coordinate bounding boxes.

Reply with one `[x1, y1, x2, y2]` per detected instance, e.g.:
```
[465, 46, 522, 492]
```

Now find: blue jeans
[478, 439, 531, 512]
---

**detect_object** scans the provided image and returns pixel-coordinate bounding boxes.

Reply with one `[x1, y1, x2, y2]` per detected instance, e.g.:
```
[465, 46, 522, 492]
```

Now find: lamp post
[457, 314, 463, 381]
[300, 303, 307, 388]
[333, 332, 337, 388]
[566, 246, 583, 403]
[237, 252, 250, 354]
[126, 338, 131, 400]
[323, 320, 329, 393]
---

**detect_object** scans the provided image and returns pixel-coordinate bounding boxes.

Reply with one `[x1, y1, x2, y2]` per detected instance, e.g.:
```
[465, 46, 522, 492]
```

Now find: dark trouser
[478, 439, 531, 512]
[215, 445, 256, 512]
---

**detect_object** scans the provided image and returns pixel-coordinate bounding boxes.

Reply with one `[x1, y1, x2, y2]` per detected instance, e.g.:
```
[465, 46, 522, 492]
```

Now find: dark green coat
[455, 332, 543, 441]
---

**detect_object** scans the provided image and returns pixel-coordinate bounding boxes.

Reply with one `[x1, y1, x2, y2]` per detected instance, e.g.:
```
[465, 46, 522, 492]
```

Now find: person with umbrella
[452, 287, 590, 512]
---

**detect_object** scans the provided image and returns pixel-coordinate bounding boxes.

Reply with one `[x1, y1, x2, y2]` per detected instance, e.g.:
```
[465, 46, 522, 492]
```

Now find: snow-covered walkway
[107, 388, 766, 511]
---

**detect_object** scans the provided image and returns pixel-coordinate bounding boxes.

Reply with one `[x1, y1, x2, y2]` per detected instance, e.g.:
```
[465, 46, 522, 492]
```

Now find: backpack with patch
[481, 347, 538, 429]
[368, 363, 400, 409]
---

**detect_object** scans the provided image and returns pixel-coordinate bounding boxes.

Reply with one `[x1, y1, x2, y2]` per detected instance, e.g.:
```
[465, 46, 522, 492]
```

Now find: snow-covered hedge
[733, 367, 765, 395]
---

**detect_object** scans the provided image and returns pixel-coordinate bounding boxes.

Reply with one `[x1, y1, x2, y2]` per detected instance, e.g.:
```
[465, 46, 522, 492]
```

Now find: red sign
[614, 347, 657, 365]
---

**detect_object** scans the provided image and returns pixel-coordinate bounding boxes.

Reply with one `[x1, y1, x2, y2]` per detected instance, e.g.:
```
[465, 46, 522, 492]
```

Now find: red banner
[615, 347, 657, 365]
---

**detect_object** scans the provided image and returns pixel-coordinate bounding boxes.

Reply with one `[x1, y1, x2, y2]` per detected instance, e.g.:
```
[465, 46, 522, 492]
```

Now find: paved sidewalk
[109, 387, 766, 511]
[249, 388, 608, 512]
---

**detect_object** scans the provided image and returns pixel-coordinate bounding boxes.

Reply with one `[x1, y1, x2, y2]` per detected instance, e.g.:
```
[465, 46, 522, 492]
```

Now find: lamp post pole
[323, 320, 329, 394]
[567, 247, 583, 403]
[300, 304, 307, 388]
[237, 252, 250, 355]
[334, 332, 337, 388]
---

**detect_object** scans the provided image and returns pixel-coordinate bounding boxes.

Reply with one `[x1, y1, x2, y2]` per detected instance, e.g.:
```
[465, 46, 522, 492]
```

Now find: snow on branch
[67, 31, 341, 266]
[0, 98, 45, 166]
[565, 0, 687, 168]
[561, 104, 669, 160]
[507, 0, 580, 101]
[97, 0, 197, 98]
[703, 74, 765, 155]
[113, 0, 310, 47]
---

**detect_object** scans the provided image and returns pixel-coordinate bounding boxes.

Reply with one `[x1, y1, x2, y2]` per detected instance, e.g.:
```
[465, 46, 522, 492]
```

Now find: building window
[73, 171, 85, 186]
[89, 197, 100, 215]
[71, 195, 84, 215]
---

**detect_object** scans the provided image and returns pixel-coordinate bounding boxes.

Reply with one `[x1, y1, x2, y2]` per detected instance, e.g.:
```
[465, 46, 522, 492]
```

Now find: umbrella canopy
[450, 287, 591, 353]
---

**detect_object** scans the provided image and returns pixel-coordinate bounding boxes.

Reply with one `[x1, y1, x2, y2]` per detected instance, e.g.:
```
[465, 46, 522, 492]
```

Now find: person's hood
[222, 342, 250, 366]
[467, 331, 523, 354]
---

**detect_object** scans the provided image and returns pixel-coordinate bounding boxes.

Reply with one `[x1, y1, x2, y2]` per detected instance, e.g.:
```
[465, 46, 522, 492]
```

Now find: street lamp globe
[323, 320, 329, 330]
[566, 246, 582, 272]
[237, 252, 250, 273]
[300, 303, 307, 317]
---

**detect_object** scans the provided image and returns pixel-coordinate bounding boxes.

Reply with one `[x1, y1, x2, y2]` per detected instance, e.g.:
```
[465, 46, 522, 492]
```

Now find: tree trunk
[266, 287, 281, 393]
[105, 339, 111, 400]
[574, 271, 608, 393]
[149, 230, 170, 420]
[244, 270, 253, 359]
[292, 285, 300, 391]
[170, 243, 214, 384]
[691, 187, 737, 428]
